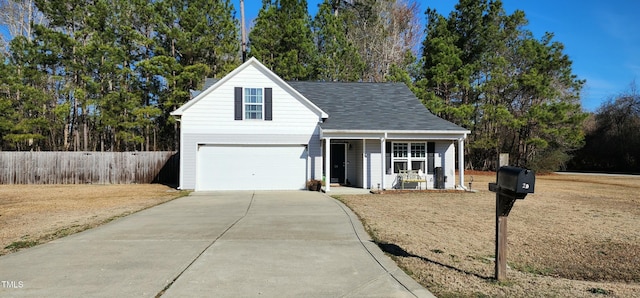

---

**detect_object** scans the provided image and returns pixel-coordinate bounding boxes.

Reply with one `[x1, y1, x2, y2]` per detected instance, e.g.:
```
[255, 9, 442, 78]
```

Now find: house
[170, 58, 470, 191]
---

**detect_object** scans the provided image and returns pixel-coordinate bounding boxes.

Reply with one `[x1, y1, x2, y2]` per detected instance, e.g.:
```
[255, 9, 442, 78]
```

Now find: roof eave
[320, 129, 471, 140]
[321, 129, 470, 134]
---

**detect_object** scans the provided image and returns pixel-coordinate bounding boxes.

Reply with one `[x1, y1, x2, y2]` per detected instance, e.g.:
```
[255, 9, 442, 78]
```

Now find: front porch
[320, 132, 468, 192]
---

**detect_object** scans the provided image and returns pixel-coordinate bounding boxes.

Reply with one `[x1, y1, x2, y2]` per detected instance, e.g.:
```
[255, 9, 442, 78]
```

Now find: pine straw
[338, 173, 640, 297]
[0, 184, 186, 256]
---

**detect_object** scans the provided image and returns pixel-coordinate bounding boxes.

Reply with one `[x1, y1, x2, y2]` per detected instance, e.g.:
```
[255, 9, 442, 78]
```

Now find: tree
[418, 0, 586, 171]
[345, 0, 422, 82]
[2, 33, 57, 150]
[0, 0, 47, 54]
[0, 0, 240, 151]
[312, 0, 364, 81]
[152, 0, 238, 150]
[570, 82, 640, 172]
[249, 0, 316, 80]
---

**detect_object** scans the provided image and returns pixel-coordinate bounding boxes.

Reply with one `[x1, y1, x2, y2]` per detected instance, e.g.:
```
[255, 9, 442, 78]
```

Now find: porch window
[394, 161, 407, 172]
[244, 88, 263, 119]
[392, 142, 426, 173]
[393, 143, 407, 158]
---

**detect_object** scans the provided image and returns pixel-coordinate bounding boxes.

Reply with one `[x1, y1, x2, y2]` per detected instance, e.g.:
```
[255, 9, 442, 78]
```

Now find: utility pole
[240, 0, 247, 62]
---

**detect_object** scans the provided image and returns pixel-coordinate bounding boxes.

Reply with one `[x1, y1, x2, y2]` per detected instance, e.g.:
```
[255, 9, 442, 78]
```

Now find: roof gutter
[321, 129, 471, 135]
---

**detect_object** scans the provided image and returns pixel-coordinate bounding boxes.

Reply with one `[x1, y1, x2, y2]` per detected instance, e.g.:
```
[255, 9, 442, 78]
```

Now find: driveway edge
[328, 195, 437, 298]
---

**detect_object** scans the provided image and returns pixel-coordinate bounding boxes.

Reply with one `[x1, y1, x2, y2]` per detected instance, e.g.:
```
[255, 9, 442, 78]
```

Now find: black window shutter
[265, 88, 273, 121]
[385, 142, 392, 175]
[234, 87, 242, 120]
[427, 142, 435, 174]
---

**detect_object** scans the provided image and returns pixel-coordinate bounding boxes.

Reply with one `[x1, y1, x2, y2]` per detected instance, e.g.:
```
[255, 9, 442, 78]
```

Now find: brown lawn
[0, 184, 187, 256]
[338, 172, 640, 298]
[1, 176, 638, 297]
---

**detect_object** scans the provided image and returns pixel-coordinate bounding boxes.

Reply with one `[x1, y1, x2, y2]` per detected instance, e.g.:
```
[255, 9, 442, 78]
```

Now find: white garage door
[196, 145, 307, 191]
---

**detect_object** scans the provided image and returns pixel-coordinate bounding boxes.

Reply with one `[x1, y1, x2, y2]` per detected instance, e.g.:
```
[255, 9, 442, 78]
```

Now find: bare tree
[346, 0, 422, 82]
[0, 0, 46, 46]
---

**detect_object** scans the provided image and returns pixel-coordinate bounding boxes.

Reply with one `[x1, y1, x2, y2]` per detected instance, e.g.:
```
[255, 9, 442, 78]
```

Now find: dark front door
[330, 143, 346, 184]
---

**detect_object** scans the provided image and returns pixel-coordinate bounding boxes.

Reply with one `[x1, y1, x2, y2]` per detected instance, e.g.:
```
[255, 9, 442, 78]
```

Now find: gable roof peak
[171, 57, 327, 118]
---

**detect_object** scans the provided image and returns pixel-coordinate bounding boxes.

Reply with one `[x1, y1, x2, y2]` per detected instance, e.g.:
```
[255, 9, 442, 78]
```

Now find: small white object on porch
[398, 169, 427, 189]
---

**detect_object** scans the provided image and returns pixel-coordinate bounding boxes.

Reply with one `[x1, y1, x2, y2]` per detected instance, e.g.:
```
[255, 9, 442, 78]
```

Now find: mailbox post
[488, 166, 535, 281]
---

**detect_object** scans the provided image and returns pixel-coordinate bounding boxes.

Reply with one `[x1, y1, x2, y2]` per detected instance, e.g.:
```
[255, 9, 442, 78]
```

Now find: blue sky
[234, 0, 640, 112]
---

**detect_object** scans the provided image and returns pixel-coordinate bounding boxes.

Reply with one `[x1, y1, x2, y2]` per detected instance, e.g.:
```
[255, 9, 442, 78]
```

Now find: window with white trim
[244, 88, 263, 119]
[392, 142, 426, 173]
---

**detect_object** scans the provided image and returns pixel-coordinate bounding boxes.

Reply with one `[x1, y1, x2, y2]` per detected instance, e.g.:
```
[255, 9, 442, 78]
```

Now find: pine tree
[146, 0, 239, 150]
[312, 0, 364, 81]
[0, 0, 240, 151]
[417, 0, 586, 171]
[249, 0, 316, 80]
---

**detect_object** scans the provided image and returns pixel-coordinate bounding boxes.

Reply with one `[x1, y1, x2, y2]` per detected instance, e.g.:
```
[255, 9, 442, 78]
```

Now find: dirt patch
[338, 173, 640, 297]
[0, 184, 187, 256]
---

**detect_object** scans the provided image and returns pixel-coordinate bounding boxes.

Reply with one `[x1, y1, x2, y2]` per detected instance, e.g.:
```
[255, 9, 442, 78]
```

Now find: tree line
[0, 0, 593, 172]
[0, 0, 239, 152]
[568, 83, 640, 173]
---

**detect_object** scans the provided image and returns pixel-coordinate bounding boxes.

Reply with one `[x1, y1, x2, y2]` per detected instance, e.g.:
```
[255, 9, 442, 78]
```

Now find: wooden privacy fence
[0, 151, 178, 185]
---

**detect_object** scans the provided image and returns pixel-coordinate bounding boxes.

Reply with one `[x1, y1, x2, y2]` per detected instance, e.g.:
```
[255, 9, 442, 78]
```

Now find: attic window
[235, 87, 272, 121]
[244, 88, 263, 119]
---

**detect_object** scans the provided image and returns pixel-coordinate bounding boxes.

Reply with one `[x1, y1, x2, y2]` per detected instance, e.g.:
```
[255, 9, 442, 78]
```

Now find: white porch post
[362, 139, 367, 189]
[325, 138, 331, 192]
[381, 138, 386, 190]
[458, 138, 465, 188]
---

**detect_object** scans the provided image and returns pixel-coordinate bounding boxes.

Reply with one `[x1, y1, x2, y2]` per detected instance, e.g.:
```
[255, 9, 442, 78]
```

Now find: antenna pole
[240, 0, 247, 62]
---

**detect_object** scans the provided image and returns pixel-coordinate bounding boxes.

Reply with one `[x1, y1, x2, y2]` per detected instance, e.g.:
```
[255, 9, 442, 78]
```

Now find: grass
[338, 172, 640, 297]
[0, 184, 189, 255]
[510, 262, 554, 276]
[4, 240, 39, 252]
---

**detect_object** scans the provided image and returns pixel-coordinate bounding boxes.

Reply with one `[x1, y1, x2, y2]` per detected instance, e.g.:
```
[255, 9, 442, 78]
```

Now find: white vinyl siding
[180, 64, 322, 136]
[346, 141, 362, 187]
[365, 139, 382, 190]
[176, 64, 324, 190]
[440, 142, 456, 189]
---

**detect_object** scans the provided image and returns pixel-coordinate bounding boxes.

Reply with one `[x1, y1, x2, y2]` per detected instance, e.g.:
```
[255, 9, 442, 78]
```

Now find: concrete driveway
[0, 191, 433, 297]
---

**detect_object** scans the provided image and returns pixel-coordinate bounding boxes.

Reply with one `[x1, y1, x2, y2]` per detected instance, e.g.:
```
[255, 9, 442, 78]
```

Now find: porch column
[380, 138, 386, 190]
[362, 139, 367, 189]
[458, 138, 465, 189]
[325, 138, 331, 192]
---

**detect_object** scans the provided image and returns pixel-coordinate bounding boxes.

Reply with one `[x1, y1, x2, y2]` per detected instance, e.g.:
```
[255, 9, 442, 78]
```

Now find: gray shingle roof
[287, 81, 467, 132]
[191, 78, 220, 98]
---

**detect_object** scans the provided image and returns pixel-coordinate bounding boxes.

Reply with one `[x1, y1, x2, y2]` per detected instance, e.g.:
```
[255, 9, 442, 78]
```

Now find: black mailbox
[497, 166, 535, 195]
